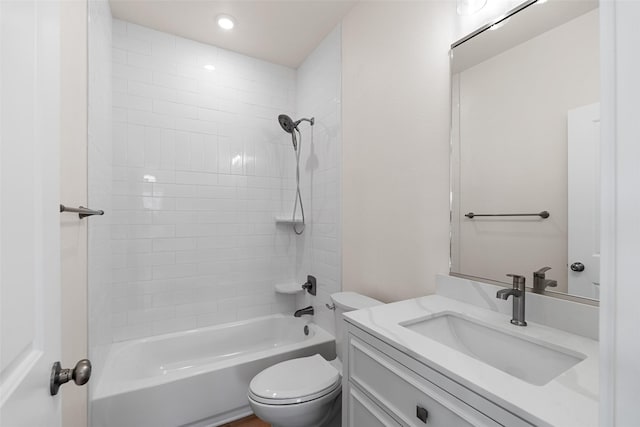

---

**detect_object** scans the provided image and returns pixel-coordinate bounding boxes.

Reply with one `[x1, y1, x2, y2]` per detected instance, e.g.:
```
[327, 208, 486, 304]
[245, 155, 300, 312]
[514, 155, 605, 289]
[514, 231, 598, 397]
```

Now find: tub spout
[294, 306, 314, 317]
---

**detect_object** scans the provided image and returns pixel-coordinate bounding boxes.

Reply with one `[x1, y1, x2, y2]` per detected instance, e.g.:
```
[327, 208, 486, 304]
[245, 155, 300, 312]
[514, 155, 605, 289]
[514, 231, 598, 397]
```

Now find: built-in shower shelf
[275, 216, 303, 225]
[275, 283, 303, 294]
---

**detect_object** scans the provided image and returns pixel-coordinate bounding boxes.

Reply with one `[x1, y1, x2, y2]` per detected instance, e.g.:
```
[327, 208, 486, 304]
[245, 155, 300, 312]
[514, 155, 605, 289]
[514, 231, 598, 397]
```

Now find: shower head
[278, 114, 298, 150]
[278, 114, 297, 134]
[278, 114, 315, 151]
[278, 114, 315, 134]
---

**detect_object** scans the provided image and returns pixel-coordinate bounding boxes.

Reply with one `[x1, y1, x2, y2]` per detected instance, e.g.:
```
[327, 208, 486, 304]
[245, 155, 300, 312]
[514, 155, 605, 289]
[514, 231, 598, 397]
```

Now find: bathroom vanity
[341, 292, 598, 427]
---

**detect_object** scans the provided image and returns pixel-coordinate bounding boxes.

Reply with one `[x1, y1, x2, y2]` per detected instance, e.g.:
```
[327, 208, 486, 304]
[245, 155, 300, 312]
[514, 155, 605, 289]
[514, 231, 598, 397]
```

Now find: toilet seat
[248, 355, 341, 405]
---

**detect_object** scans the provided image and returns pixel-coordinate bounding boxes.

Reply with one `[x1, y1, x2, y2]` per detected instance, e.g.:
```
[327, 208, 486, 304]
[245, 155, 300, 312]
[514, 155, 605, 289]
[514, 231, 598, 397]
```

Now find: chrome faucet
[533, 266, 557, 293]
[496, 274, 527, 326]
[294, 306, 314, 317]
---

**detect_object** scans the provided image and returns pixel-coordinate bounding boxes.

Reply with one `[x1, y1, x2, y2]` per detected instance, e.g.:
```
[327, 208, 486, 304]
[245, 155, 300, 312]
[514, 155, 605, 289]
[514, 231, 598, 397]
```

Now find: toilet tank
[331, 292, 382, 361]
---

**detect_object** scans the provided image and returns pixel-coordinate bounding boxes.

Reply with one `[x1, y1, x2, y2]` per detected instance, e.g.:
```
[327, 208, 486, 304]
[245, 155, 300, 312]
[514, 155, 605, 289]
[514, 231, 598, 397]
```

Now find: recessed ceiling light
[204, 64, 216, 71]
[217, 14, 235, 30]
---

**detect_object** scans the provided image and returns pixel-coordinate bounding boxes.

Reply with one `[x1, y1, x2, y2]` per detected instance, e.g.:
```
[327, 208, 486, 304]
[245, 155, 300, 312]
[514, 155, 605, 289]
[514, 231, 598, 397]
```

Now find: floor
[221, 415, 271, 427]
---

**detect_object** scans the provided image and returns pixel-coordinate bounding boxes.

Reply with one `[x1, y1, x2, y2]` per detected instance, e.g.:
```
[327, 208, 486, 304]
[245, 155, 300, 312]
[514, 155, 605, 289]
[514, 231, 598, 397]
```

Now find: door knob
[50, 359, 92, 396]
[570, 262, 585, 272]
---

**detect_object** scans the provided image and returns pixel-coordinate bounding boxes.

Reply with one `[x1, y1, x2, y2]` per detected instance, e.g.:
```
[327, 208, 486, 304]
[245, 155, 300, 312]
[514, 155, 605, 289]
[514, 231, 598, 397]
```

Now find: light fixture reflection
[457, 0, 487, 15]
[489, 18, 511, 31]
[204, 64, 216, 71]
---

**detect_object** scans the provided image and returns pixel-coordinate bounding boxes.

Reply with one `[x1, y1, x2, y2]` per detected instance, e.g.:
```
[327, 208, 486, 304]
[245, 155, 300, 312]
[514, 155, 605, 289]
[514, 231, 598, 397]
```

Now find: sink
[400, 312, 586, 386]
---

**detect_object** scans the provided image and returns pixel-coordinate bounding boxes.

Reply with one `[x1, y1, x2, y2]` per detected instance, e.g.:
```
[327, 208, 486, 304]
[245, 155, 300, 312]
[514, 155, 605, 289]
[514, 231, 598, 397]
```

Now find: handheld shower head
[278, 114, 315, 151]
[278, 114, 296, 134]
[278, 114, 315, 134]
[277, 114, 314, 236]
[278, 114, 298, 150]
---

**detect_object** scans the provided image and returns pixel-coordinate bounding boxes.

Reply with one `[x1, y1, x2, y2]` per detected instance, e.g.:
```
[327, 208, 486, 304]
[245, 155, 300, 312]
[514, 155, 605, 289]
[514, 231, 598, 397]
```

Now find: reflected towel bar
[60, 204, 104, 219]
[465, 211, 550, 219]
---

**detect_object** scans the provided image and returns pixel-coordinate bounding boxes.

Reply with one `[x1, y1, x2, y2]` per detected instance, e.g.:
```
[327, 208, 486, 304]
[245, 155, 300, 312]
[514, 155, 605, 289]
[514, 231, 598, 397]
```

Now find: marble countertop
[344, 295, 599, 427]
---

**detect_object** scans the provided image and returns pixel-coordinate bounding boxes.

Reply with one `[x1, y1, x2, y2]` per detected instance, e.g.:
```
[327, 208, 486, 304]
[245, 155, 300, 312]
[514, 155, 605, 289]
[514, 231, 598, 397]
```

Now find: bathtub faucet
[294, 306, 314, 317]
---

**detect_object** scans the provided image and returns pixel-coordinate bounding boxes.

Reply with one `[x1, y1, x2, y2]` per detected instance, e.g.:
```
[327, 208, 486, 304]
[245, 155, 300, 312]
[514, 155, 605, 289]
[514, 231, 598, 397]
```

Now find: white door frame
[60, 1, 89, 427]
[599, 0, 640, 425]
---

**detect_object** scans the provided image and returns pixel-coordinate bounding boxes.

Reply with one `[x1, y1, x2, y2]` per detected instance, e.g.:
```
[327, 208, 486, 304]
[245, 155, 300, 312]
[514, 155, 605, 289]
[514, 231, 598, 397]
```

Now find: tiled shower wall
[295, 27, 343, 336]
[88, 0, 113, 374]
[109, 20, 302, 341]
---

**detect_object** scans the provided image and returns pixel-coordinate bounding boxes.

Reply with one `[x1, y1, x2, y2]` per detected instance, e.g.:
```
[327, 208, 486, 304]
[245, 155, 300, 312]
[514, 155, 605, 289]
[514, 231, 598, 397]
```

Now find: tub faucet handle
[301, 275, 316, 296]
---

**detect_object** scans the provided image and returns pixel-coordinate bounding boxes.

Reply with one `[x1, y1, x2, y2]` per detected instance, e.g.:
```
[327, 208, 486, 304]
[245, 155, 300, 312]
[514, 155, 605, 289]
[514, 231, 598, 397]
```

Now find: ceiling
[109, 0, 357, 68]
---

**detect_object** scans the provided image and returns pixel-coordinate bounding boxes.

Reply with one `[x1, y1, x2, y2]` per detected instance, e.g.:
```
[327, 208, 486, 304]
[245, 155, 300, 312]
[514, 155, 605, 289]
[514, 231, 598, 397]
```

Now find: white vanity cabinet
[342, 323, 535, 427]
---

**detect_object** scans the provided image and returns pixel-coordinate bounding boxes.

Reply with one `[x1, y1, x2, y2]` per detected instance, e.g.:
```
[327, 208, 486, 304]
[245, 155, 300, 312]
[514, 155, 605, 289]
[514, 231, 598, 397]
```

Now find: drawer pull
[416, 405, 429, 423]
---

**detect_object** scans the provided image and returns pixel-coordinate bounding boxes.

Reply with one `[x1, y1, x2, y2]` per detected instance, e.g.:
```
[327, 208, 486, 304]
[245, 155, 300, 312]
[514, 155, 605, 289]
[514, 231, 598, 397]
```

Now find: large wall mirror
[450, 0, 600, 301]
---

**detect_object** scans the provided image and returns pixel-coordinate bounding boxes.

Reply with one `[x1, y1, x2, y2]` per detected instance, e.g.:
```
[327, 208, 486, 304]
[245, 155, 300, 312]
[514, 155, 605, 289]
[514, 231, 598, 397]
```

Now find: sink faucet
[294, 306, 314, 317]
[496, 274, 527, 326]
[533, 266, 557, 293]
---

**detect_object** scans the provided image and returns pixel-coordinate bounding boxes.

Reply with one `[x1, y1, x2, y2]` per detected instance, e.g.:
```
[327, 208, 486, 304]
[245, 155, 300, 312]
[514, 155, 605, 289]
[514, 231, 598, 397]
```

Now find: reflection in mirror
[450, 0, 600, 301]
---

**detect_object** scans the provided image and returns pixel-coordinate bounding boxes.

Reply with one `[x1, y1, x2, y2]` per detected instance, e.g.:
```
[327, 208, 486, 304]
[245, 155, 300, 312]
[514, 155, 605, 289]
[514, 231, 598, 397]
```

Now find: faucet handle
[506, 274, 526, 287]
[534, 266, 552, 277]
[301, 275, 317, 296]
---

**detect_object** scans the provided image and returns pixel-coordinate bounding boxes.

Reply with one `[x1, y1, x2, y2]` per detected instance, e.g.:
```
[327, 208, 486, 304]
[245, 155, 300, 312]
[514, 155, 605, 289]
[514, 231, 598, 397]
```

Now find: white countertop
[344, 295, 599, 427]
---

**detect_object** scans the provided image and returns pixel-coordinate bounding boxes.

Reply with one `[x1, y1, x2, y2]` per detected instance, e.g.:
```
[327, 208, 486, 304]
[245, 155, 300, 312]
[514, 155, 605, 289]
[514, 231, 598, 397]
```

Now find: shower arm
[296, 117, 315, 126]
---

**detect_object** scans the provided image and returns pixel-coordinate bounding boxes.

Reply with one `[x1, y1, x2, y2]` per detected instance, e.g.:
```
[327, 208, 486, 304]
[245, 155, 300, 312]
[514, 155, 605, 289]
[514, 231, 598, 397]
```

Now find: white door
[567, 103, 600, 299]
[0, 0, 62, 426]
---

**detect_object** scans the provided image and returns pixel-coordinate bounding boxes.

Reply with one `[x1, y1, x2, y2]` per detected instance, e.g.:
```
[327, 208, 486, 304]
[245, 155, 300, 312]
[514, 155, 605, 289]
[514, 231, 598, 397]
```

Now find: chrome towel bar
[60, 204, 104, 219]
[465, 211, 549, 219]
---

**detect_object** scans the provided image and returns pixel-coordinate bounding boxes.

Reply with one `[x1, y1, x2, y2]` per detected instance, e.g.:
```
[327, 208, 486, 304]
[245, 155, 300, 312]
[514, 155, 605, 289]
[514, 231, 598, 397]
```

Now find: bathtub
[91, 314, 335, 427]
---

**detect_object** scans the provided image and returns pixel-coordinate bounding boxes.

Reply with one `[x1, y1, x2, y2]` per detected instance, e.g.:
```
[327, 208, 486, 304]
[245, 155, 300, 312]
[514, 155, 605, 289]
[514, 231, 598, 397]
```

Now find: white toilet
[248, 292, 382, 427]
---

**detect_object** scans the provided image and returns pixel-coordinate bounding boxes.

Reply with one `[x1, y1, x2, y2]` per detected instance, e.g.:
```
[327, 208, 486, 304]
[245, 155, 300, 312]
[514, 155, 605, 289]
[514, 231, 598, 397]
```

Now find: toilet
[248, 292, 382, 427]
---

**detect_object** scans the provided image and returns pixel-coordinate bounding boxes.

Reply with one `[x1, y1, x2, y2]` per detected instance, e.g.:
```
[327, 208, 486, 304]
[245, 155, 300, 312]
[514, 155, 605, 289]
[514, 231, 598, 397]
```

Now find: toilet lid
[249, 355, 340, 405]
[331, 292, 382, 311]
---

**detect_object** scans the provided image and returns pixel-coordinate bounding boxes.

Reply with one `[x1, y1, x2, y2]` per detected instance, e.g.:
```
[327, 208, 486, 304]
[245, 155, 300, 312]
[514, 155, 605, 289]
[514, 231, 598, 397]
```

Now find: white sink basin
[401, 312, 586, 386]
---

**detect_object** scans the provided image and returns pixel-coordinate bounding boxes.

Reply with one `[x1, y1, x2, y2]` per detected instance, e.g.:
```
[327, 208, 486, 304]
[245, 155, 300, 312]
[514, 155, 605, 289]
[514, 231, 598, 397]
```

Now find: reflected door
[568, 103, 600, 298]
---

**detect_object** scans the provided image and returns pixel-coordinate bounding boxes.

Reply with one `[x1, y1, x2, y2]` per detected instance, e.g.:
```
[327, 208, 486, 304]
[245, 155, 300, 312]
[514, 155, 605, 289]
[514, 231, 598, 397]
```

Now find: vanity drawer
[347, 329, 535, 427]
[348, 385, 402, 427]
[348, 336, 499, 427]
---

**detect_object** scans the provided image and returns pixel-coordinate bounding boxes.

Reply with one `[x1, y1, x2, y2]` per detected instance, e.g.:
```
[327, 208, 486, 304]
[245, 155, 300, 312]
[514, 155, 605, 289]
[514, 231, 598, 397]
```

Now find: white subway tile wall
[294, 26, 343, 336]
[88, 0, 113, 377]
[108, 19, 305, 341]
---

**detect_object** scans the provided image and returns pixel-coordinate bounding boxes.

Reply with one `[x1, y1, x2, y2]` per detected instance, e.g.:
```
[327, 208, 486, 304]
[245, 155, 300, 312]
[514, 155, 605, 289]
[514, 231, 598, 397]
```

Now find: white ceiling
[109, 0, 357, 68]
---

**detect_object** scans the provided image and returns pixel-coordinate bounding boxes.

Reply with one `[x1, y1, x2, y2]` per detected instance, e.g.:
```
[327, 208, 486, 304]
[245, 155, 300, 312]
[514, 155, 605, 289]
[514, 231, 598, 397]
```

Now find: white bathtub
[91, 314, 335, 427]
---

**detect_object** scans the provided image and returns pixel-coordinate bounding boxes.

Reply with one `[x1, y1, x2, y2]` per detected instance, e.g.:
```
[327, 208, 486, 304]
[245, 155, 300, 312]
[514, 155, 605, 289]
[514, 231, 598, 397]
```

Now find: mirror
[450, 0, 600, 301]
